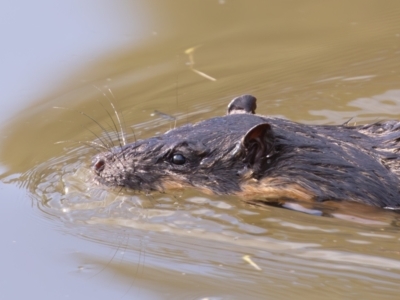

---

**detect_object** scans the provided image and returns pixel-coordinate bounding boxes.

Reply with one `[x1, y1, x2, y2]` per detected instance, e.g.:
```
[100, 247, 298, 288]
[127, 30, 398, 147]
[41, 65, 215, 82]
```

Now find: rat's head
[92, 95, 276, 194]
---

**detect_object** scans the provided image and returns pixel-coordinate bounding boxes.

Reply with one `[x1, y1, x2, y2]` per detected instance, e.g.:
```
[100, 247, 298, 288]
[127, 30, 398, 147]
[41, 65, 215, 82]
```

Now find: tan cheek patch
[160, 174, 316, 203]
[238, 177, 315, 202]
[161, 179, 185, 190]
[161, 177, 215, 195]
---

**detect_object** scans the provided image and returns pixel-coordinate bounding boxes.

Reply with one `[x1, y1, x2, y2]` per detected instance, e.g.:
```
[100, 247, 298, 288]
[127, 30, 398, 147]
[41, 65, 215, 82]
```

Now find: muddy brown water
[2, 1, 400, 299]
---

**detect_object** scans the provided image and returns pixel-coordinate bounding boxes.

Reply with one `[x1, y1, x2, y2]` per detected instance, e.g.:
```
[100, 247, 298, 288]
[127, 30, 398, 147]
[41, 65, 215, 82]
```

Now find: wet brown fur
[93, 95, 400, 210]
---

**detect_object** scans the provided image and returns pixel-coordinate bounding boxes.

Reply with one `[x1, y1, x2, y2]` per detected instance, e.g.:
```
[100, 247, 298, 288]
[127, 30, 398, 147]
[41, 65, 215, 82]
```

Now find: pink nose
[93, 158, 105, 174]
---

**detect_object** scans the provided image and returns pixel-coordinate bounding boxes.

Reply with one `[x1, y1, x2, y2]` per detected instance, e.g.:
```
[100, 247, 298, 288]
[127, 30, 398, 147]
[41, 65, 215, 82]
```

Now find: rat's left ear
[227, 94, 257, 115]
[241, 123, 274, 174]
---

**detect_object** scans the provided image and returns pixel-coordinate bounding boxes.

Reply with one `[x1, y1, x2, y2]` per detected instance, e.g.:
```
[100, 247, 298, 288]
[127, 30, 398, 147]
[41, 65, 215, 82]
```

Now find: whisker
[107, 87, 127, 146]
[95, 100, 124, 149]
[153, 110, 177, 130]
[129, 127, 138, 143]
[54, 140, 108, 152]
[56, 121, 111, 151]
[88, 234, 125, 280]
[342, 117, 354, 126]
[92, 85, 127, 146]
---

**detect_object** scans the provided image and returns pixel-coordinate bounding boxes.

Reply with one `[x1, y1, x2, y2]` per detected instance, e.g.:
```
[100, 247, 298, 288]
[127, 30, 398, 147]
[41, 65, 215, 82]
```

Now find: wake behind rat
[92, 95, 400, 210]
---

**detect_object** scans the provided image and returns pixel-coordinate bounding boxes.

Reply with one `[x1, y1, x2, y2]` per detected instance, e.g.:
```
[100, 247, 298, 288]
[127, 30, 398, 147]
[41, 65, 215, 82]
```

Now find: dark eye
[171, 153, 186, 165]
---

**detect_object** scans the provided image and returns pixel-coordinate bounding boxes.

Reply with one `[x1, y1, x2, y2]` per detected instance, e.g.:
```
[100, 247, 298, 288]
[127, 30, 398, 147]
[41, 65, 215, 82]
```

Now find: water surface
[1, 1, 400, 299]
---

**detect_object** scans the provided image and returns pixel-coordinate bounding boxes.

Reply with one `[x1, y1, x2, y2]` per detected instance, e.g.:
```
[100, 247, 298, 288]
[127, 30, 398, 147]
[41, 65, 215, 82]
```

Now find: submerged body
[93, 95, 400, 209]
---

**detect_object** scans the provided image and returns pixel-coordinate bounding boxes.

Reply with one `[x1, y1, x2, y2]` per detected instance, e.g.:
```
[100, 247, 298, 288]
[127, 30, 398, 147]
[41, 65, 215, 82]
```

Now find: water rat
[93, 95, 400, 210]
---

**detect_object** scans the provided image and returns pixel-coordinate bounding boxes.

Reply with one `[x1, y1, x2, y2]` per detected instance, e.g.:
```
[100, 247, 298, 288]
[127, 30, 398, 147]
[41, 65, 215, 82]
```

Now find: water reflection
[2, 0, 400, 299]
[309, 89, 400, 123]
[14, 142, 400, 299]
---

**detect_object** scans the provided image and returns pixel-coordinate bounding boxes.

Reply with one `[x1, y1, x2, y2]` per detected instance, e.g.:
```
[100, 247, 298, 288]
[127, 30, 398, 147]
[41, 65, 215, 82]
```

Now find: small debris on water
[242, 255, 262, 271]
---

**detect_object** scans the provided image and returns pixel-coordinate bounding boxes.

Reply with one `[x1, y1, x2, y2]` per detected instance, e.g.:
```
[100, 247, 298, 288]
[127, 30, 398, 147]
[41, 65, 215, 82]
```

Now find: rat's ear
[227, 94, 257, 115]
[241, 123, 274, 173]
